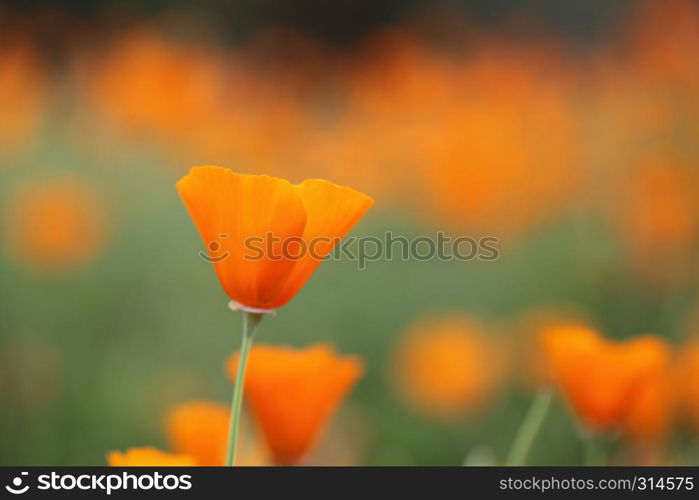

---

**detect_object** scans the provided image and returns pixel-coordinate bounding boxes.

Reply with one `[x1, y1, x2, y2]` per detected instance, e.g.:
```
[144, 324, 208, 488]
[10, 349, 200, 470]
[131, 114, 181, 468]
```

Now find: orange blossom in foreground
[227, 343, 363, 464]
[107, 447, 196, 466]
[176, 165, 373, 311]
[540, 325, 671, 436]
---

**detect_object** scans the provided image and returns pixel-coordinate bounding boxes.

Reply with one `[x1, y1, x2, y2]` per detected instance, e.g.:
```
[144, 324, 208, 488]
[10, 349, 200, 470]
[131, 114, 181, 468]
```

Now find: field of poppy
[1, 0, 699, 466]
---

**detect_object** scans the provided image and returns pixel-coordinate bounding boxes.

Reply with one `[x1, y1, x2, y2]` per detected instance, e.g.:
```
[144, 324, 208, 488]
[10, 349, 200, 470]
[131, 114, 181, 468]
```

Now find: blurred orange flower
[177, 165, 373, 311]
[391, 316, 509, 420]
[418, 45, 581, 238]
[626, 0, 699, 83]
[88, 30, 226, 148]
[165, 400, 269, 466]
[540, 325, 673, 438]
[227, 343, 363, 465]
[623, 369, 675, 444]
[107, 447, 196, 466]
[516, 305, 597, 388]
[166, 401, 229, 466]
[0, 39, 45, 155]
[4, 177, 108, 272]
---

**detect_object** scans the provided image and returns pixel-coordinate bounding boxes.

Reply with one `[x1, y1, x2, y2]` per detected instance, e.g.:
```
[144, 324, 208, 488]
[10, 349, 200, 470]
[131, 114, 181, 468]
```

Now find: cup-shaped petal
[227, 343, 363, 464]
[177, 166, 307, 309]
[273, 179, 374, 307]
[177, 166, 373, 309]
[540, 325, 671, 433]
[165, 401, 229, 466]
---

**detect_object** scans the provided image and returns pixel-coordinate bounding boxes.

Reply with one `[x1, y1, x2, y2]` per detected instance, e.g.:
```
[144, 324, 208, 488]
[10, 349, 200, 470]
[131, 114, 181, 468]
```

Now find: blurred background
[1, 0, 699, 466]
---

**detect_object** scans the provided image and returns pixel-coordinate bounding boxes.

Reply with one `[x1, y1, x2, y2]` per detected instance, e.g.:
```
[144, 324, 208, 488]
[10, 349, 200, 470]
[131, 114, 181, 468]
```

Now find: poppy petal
[107, 447, 196, 466]
[166, 401, 229, 466]
[177, 166, 307, 308]
[272, 179, 374, 307]
[228, 343, 364, 464]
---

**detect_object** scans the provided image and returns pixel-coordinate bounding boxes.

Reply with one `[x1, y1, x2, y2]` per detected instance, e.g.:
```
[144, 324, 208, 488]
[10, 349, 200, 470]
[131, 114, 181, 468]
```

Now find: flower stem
[506, 388, 553, 466]
[583, 433, 608, 466]
[225, 311, 263, 466]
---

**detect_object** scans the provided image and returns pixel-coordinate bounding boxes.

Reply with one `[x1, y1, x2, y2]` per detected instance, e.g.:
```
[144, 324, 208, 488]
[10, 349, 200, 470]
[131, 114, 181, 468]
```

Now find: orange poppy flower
[177, 166, 373, 312]
[390, 316, 509, 419]
[4, 177, 109, 272]
[165, 400, 269, 466]
[516, 305, 597, 388]
[165, 401, 229, 466]
[540, 325, 671, 435]
[227, 343, 363, 464]
[107, 447, 196, 466]
[623, 369, 675, 444]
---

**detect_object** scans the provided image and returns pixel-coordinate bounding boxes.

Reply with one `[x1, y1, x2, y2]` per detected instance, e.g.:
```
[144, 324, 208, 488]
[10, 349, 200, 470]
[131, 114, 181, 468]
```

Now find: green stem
[506, 388, 553, 466]
[583, 433, 607, 466]
[225, 311, 262, 466]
